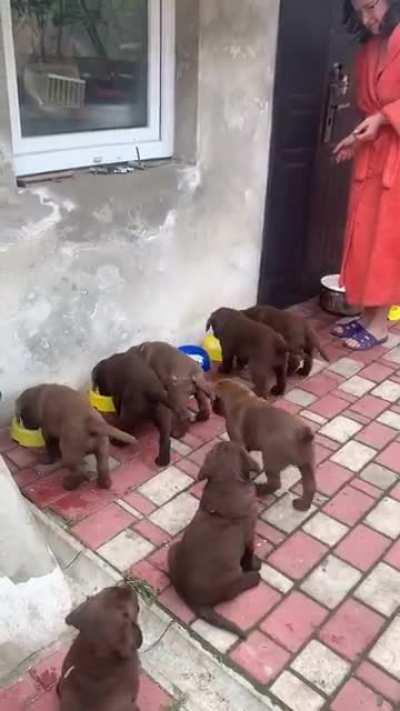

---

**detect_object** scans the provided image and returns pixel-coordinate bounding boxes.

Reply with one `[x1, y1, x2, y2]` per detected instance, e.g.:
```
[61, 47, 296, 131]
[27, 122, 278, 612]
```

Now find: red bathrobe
[341, 24, 400, 306]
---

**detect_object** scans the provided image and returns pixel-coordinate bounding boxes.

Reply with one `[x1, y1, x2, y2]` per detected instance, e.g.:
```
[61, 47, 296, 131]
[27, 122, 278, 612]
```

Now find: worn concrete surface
[0, 457, 71, 681]
[0, 0, 279, 420]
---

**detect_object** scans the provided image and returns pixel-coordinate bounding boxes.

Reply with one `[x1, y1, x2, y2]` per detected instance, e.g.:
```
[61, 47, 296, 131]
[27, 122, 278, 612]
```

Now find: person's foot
[331, 318, 362, 338]
[344, 323, 388, 351]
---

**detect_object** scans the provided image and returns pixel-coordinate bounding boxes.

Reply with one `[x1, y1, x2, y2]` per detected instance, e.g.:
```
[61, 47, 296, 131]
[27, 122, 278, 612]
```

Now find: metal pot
[319, 274, 361, 317]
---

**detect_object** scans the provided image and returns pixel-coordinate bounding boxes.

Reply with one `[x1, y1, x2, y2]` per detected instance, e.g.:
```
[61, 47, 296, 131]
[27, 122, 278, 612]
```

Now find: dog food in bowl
[320, 274, 361, 317]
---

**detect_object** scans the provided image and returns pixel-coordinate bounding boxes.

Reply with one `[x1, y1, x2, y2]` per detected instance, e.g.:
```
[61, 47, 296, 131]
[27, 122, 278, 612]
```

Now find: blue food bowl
[179, 345, 211, 372]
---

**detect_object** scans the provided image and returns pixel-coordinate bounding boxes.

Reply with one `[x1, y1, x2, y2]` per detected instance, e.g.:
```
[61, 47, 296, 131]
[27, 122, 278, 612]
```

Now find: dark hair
[343, 0, 400, 41]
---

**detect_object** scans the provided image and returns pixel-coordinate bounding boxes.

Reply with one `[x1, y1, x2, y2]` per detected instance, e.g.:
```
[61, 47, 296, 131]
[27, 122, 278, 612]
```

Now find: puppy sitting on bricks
[92, 347, 174, 467]
[58, 585, 142, 711]
[214, 379, 316, 511]
[168, 441, 261, 639]
[241, 304, 329, 376]
[16, 384, 137, 490]
[206, 307, 289, 398]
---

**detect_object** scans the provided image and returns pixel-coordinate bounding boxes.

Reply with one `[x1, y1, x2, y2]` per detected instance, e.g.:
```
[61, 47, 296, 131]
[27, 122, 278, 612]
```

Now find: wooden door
[258, 0, 358, 307]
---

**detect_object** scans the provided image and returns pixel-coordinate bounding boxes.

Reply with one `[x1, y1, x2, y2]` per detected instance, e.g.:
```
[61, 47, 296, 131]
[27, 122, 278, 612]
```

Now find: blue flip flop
[331, 319, 362, 339]
[344, 324, 388, 351]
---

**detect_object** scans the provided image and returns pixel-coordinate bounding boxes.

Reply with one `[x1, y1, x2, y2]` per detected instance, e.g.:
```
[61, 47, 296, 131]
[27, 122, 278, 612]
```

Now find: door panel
[258, 0, 358, 307]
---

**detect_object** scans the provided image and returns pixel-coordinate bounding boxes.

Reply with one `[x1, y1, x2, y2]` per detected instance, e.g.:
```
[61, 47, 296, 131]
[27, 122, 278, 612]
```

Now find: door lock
[323, 63, 350, 144]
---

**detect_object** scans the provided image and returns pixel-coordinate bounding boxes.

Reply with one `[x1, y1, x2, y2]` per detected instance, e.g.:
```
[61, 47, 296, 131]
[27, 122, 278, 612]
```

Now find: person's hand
[352, 112, 387, 142]
[333, 133, 356, 163]
[333, 112, 387, 163]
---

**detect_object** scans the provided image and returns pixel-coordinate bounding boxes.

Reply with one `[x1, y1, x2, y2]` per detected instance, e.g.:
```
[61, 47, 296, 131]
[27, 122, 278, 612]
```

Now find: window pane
[10, 0, 148, 137]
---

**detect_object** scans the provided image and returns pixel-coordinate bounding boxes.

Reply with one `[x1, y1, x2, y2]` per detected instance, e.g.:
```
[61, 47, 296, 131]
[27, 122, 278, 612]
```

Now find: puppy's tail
[94, 422, 138, 446]
[193, 605, 247, 640]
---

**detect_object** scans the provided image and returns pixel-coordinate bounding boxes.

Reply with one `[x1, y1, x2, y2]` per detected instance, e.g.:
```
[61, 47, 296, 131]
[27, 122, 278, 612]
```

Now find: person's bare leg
[345, 306, 389, 348]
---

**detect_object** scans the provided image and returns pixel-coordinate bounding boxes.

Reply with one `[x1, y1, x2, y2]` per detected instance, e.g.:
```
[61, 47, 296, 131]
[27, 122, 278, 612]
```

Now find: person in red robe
[332, 0, 400, 350]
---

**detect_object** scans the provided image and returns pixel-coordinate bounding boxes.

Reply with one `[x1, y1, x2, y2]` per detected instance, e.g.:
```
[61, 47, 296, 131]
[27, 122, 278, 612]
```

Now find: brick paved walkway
[1, 299, 400, 710]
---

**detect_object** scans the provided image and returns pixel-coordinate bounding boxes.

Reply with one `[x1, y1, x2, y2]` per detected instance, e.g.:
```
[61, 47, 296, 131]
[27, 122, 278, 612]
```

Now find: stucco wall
[0, 0, 279, 421]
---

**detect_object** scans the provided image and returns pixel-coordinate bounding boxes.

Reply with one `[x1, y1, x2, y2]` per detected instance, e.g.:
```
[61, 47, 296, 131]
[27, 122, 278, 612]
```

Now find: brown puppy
[206, 307, 288, 397]
[92, 347, 173, 467]
[138, 341, 214, 438]
[58, 585, 142, 711]
[16, 384, 137, 490]
[242, 304, 329, 376]
[168, 441, 262, 639]
[214, 379, 315, 511]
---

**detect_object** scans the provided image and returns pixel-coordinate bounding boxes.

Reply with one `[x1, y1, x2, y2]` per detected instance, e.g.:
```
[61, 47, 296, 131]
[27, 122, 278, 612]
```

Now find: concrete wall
[0, 0, 280, 420]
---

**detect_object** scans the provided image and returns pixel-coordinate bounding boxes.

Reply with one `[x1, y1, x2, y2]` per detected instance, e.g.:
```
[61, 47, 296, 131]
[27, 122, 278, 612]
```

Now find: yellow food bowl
[203, 334, 222, 363]
[11, 417, 45, 448]
[389, 305, 400, 322]
[89, 389, 116, 414]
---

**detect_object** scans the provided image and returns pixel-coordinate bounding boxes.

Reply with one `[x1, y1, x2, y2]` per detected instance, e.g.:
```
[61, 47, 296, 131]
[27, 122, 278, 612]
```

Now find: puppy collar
[202, 504, 246, 521]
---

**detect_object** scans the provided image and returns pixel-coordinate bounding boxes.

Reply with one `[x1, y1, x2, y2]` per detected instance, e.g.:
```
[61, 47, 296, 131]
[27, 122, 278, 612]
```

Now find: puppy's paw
[63, 473, 89, 491]
[98, 475, 112, 489]
[256, 483, 279, 498]
[247, 571, 261, 586]
[155, 453, 170, 467]
[270, 385, 285, 397]
[293, 497, 312, 512]
[252, 555, 262, 572]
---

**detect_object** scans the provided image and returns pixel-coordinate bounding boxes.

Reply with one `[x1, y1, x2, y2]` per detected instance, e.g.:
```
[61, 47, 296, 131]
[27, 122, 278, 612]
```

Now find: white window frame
[1, 0, 175, 176]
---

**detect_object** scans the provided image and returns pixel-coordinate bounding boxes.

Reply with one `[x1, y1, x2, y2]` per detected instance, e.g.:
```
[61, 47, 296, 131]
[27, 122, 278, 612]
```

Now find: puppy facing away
[206, 307, 288, 398]
[137, 341, 214, 438]
[168, 441, 262, 639]
[16, 384, 137, 490]
[58, 585, 142, 711]
[92, 347, 173, 467]
[214, 379, 315, 511]
[242, 304, 329, 376]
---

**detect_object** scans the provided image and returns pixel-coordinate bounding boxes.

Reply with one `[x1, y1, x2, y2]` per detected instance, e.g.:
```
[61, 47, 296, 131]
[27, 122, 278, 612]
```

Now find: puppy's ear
[197, 465, 209, 481]
[65, 599, 90, 632]
[240, 448, 262, 476]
